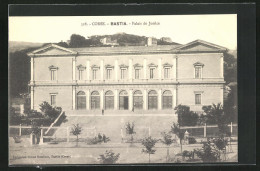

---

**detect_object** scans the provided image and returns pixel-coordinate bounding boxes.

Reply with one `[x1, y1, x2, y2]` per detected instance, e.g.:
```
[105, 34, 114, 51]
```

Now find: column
[173, 87, 177, 109]
[158, 89, 162, 110]
[100, 59, 104, 80]
[30, 86, 34, 110]
[72, 58, 76, 81]
[72, 86, 76, 110]
[100, 89, 104, 109]
[30, 57, 34, 82]
[143, 89, 147, 110]
[129, 89, 133, 111]
[220, 55, 224, 78]
[173, 56, 177, 80]
[114, 89, 118, 110]
[158, 58, 162, 80]
[86, 89, 90, 110]
[115, 59, 118, 80]
[86, 60, 90, 80]
[143, 58, 147, 79]
[129, 59, 133, 81]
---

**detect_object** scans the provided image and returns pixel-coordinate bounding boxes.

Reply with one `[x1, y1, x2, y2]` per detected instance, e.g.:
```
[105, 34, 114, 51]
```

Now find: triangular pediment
[28, 44, 77, 56]
[172, 39, 227, 52]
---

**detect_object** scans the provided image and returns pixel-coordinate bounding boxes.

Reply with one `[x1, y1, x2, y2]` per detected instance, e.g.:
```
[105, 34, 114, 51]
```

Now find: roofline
[172, 39, 228, 51]
[27, 44, 77, 57]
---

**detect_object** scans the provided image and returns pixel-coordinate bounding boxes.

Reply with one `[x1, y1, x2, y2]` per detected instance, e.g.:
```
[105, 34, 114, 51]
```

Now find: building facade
[28, 39, 226, 113]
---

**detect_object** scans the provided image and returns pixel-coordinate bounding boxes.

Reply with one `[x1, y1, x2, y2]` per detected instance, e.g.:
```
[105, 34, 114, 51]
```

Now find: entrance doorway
[119, 90, 129, 110]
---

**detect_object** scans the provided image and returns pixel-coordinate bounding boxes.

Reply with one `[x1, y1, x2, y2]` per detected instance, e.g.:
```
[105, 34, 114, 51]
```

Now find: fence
[9, 125, 97, 143]
[180, 122, 237, 138]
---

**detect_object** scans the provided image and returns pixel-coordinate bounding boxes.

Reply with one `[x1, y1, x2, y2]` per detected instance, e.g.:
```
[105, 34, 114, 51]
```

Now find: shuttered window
[77, 91, 86, 110]
[162, 90, 172, 109]
[148, 90, 158, 110]
[133, 90, 143, 109]
[91, 91, 100, 109]
[105, 91, 114, 109]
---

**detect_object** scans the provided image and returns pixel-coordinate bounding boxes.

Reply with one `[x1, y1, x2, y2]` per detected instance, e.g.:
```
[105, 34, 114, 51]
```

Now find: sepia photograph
[8, 14, 238, 165]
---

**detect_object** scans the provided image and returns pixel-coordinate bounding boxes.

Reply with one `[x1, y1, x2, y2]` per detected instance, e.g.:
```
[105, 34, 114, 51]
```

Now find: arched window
[133, 90, 143, 110]
[119, 90, 128, 110]
[77, 91, 86, 110]
[148, 90, 158, 110]
[105, 90, 114, 110]
[91, 91, 100, 109]
[162, 90, 172, 109]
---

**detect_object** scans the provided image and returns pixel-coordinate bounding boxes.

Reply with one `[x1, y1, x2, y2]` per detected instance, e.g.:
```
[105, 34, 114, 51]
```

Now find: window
[150, 68, 154, 79]
[195, 67, 202, 78]
[77, 64, 86, 80]
[79, 70, 83, 80]
[163, 63, 172, 79]
[49, 65, 58, 81]
[195, 94, 201, 105]
[91, 65, 100, 80]
[148, 63, 157, 79]
[133, 63, 143, 79]
[107, 69, 112, 79]
[193, 62, 204, 79]
[51, 70, 56, 80]
[92, 70, 97, 80]
[121, 69, 126, 79]
[51, 95, 56, 106]
[135, 69, 140, 79]
[164, 68, 170, 78]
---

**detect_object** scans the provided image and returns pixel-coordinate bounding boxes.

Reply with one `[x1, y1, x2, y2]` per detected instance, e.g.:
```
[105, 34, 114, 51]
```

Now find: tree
[141, 136, 157, 163]
[161, 132, 175, 162]
[98, 150, 120, 164]
[170, 123, 184, 153]
[70, 124, 82, 147]
[174, 105, 199, 126]
[39, 101, 62, 120]
[125, 122, 136, 144]
[69, 34, 88, 48]
[202, 103, 229, 137]
[224, 84, 237, 123]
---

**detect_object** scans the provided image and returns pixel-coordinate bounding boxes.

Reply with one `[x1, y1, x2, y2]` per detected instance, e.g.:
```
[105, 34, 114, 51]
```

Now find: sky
[9, 15, 237, 50]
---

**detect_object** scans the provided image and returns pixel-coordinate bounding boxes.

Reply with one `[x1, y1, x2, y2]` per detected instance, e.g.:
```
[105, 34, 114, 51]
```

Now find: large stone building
[28, 39, 226, 113]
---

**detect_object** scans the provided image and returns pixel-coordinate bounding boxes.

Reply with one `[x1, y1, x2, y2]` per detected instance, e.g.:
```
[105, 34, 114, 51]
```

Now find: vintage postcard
[9, 14, 237, 165]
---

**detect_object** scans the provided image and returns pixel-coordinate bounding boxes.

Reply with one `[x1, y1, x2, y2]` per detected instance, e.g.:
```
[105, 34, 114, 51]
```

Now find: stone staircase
[47, 110, 177, 143]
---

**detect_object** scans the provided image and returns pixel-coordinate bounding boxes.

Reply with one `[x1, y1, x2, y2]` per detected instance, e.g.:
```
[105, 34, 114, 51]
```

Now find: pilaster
[158, 89, 162, 110]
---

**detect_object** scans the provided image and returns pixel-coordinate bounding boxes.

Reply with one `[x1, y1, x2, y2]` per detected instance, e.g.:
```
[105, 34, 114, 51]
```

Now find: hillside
[9, 41, 44, 53]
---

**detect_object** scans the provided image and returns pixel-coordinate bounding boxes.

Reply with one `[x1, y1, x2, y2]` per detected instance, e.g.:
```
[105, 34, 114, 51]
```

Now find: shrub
[10, 107, 22, 125]
[182, 150, 193, 160]
[195, 141, 219, 162]
[188, 137, 197, 144]
[98, 150, 120, 164]
[13, 136, 22, 143]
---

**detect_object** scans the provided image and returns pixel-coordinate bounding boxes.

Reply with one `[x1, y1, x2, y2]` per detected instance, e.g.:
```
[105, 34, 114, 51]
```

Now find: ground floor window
[77, 91, 86, 110]
[162, 90, 172, 109]
[50, 94, 56, 106]
[91, 91, 100, 109]
[195, 94, 201, 105]
[148, 90, 158, 110]
[105, 90, 114, 110]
